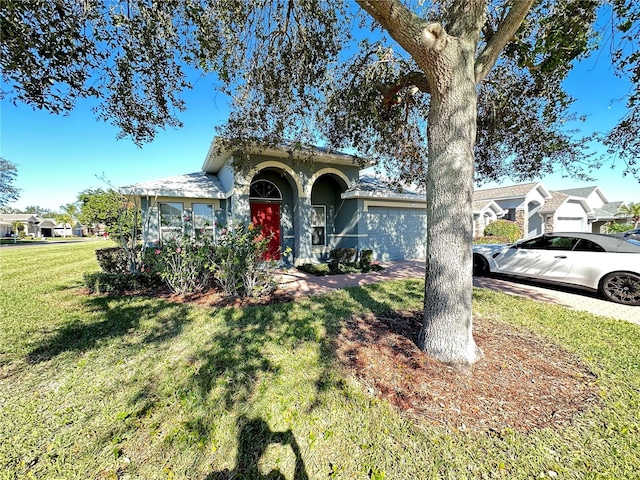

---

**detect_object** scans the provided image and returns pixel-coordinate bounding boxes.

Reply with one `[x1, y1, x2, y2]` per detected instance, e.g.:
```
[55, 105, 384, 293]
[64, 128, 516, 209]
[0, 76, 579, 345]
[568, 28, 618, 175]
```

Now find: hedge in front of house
[483, 219, 522, 243]
[473, 235, 512, 244]
[84, 272, 164, 294]
[95, 246, 142, 273]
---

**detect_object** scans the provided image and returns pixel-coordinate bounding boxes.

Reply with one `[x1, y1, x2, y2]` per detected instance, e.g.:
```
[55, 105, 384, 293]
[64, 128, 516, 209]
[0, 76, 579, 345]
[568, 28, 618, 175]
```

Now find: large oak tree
[2, 0, 638, 366]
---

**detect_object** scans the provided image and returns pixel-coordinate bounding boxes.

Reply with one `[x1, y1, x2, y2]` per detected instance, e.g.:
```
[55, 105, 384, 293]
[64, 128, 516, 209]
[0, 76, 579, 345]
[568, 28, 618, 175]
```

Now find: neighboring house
[473, 182, 629, 238]
[472, 199, 505, 238]
[0, 220, 11, 237]
[0, 214, 83, 238]
[557, 186, 630, 233]
[124, 144, 429, 264]
[537, 191, 594, 233]
[53, 221, 84, 237]
[473, 182, 553, 238]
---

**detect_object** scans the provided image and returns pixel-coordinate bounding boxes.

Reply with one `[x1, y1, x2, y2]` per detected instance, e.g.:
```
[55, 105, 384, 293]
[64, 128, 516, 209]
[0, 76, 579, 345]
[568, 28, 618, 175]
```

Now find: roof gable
[123, 172, 227, 199]
[202, 141, 362, 174]
[540, 192, 594, 215]
[474, 182, 551, 201]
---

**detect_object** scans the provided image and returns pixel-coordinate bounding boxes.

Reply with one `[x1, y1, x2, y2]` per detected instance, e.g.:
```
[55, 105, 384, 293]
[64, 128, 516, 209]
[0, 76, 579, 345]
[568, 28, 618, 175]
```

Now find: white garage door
[555, 217, 585, 232]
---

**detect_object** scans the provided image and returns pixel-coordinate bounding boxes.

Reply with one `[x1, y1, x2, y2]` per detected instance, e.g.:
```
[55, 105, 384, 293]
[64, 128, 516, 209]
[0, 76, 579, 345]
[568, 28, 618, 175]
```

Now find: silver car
[473, 232, 640, 306]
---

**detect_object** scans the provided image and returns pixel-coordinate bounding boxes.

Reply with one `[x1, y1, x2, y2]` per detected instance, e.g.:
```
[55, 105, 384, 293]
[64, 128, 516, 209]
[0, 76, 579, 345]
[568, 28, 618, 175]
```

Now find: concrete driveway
[277, 260, 639, 325]
[472, 275, 639, 325]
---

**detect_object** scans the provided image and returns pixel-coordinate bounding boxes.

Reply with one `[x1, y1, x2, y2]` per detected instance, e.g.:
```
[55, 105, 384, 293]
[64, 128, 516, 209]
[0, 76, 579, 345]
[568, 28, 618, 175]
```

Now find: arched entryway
[310, 173, 350, 250]
[249, 178, 284, 260]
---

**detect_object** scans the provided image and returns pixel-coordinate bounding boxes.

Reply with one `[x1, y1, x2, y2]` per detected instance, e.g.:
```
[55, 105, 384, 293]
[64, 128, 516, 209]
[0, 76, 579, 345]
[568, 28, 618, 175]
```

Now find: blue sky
[1, 35, 639, 212]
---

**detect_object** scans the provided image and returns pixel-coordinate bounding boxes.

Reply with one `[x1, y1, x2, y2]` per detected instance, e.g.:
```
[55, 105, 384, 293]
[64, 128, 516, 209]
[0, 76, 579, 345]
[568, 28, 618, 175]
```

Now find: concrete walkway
[276, 260, 639, 325]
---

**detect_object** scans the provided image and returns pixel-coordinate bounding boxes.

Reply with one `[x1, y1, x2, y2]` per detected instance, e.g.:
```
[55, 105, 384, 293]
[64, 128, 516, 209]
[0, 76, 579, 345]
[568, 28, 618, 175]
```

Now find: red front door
[250, 202, 281, 260]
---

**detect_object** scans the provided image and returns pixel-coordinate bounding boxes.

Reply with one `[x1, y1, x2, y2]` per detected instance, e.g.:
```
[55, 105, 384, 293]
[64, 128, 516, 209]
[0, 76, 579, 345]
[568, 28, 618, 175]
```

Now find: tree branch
[376, 71, 431, 97]
[474, 0, 535, 83]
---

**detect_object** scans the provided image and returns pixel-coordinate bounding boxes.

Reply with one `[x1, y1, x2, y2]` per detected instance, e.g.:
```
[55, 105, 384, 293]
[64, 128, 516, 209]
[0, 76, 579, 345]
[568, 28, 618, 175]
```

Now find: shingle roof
[123, 172, 227, 199]
[473, 182, 544, 201]
[556, 186, 600, 198]
[593, 201, 627, 220]
[472, 200, 503, 215]
[539, 192, 570, 213]
[343, 175, 425, 201]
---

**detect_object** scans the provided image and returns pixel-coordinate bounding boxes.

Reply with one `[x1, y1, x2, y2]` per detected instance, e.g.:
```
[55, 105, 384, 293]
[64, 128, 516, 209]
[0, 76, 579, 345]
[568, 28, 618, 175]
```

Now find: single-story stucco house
[124, 144, 429, 265]
[0, 214, 82, 238]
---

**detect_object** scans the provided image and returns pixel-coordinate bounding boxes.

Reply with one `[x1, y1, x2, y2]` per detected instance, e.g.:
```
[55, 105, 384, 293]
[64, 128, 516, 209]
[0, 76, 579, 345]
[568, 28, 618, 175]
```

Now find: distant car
[614, 228, 640, 241]
[473, 232, 640, 306]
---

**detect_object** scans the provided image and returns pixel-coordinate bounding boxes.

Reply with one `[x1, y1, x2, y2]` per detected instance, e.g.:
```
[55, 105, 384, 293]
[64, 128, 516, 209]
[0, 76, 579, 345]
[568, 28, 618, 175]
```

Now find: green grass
[1, 243, 639, 479]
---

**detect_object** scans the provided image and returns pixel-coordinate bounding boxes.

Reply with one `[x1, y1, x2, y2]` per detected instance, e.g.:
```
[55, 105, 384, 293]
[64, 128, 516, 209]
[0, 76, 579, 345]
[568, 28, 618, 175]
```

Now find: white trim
[362, 200, 427, 212]
[306, 168, 352, 197]
[343, 190, 427, 202]
[244, 160, 306, 198]
[311, 204, 326, 246]
[327, 233, 368, 238]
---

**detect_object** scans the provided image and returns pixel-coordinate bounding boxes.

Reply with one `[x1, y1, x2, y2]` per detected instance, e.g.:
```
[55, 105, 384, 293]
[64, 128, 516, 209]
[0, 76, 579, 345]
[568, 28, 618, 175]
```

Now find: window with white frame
[311, 205, 326, 246]
[159, 202, 183, 241]
[193, 203, 215, 240]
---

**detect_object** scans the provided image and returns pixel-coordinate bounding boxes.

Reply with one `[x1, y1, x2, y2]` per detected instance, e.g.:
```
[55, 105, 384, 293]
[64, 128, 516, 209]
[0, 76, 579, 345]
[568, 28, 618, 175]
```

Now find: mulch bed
[335, 311, 600, 432]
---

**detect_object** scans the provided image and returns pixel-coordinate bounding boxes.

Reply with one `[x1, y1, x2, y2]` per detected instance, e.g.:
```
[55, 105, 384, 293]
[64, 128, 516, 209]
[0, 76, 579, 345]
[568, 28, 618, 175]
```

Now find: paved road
[277, 260, 639, 325]
[0, 238, 106, 248]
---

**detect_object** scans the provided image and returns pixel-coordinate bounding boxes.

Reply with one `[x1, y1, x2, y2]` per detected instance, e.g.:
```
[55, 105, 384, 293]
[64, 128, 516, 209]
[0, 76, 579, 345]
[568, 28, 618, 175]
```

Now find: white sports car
[473, 232, 640, 306]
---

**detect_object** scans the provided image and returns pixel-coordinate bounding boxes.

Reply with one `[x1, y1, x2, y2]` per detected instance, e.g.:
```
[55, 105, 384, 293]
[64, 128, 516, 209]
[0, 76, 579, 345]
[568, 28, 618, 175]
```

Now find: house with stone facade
[472, 182, 630, 238]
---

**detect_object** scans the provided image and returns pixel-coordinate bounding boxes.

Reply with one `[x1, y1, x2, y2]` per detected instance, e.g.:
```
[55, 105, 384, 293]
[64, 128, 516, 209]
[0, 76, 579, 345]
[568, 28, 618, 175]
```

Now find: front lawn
[1, 242, 639, 479]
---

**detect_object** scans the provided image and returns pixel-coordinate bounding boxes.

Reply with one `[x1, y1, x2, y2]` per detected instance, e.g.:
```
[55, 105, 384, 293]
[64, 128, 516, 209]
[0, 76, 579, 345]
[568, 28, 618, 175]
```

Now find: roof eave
[341, 190, 426, 202]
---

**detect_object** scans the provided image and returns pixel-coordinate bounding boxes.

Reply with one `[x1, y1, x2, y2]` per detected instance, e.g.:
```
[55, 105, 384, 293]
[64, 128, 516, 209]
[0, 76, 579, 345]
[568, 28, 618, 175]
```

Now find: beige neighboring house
[0, 214, 83, 238]
[473, 182, 553, 238]
[556, 186, 631, 233]
[471, 182, 630, 239]
[472, 199, 505, 238]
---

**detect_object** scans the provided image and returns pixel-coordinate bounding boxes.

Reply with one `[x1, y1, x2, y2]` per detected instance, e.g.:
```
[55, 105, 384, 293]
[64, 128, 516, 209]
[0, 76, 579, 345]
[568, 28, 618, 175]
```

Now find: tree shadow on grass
[25, 296, 192, 364]
[24, 281, 426, 476]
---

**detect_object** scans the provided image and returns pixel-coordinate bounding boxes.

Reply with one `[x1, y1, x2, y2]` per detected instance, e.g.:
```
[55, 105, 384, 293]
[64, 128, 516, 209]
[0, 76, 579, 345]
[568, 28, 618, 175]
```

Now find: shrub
[606, 222, 634, 233]
[210, 222, 278, 298]
[143, 235, 216, 295]
[329, 248, 357, 264]
[297, 263, 330, 276]
[95, 246, 142, 273]
[473, 235, 512, 244]
[484, 220, 522, 243]
[83, 272, 163, 294]
[358, 249, 383, 272]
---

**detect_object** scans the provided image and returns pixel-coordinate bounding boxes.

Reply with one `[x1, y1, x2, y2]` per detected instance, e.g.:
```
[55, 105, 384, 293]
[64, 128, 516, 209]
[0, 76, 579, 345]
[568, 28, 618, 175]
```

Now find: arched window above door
[250, 179, 282, 200]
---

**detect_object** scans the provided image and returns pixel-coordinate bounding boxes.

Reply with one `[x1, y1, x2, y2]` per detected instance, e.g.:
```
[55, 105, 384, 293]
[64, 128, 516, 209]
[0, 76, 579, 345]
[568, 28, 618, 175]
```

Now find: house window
[193, 203, 215, 240]
[506, 208, 517, 221]
[311, 205, 326, 246]
[159, 202, 183, 241]
[250, 179, 282, 200]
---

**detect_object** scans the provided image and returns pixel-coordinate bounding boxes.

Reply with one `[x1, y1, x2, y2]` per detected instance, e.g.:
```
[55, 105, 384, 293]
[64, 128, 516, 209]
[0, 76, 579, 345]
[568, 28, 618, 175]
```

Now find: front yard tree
[2, 1, 638, 367]
[77, 188, 125, 236]
[56, 202, 78, 237]
[0, 157, 20, 208]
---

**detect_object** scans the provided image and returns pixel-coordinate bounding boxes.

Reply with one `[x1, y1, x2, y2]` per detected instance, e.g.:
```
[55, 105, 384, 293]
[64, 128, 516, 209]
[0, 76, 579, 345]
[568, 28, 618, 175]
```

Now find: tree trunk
[417, 36, 483, 367]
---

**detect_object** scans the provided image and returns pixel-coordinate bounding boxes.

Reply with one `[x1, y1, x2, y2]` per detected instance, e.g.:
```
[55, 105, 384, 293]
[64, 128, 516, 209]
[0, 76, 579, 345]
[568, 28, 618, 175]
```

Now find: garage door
[365, 207, 427, 261]
[555, 217, 585, 232]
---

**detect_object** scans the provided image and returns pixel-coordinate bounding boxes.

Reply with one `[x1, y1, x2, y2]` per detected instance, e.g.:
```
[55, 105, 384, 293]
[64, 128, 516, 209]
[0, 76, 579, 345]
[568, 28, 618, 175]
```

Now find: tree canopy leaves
[0, 157, 21, 207]
[4, 1, 637, 183]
